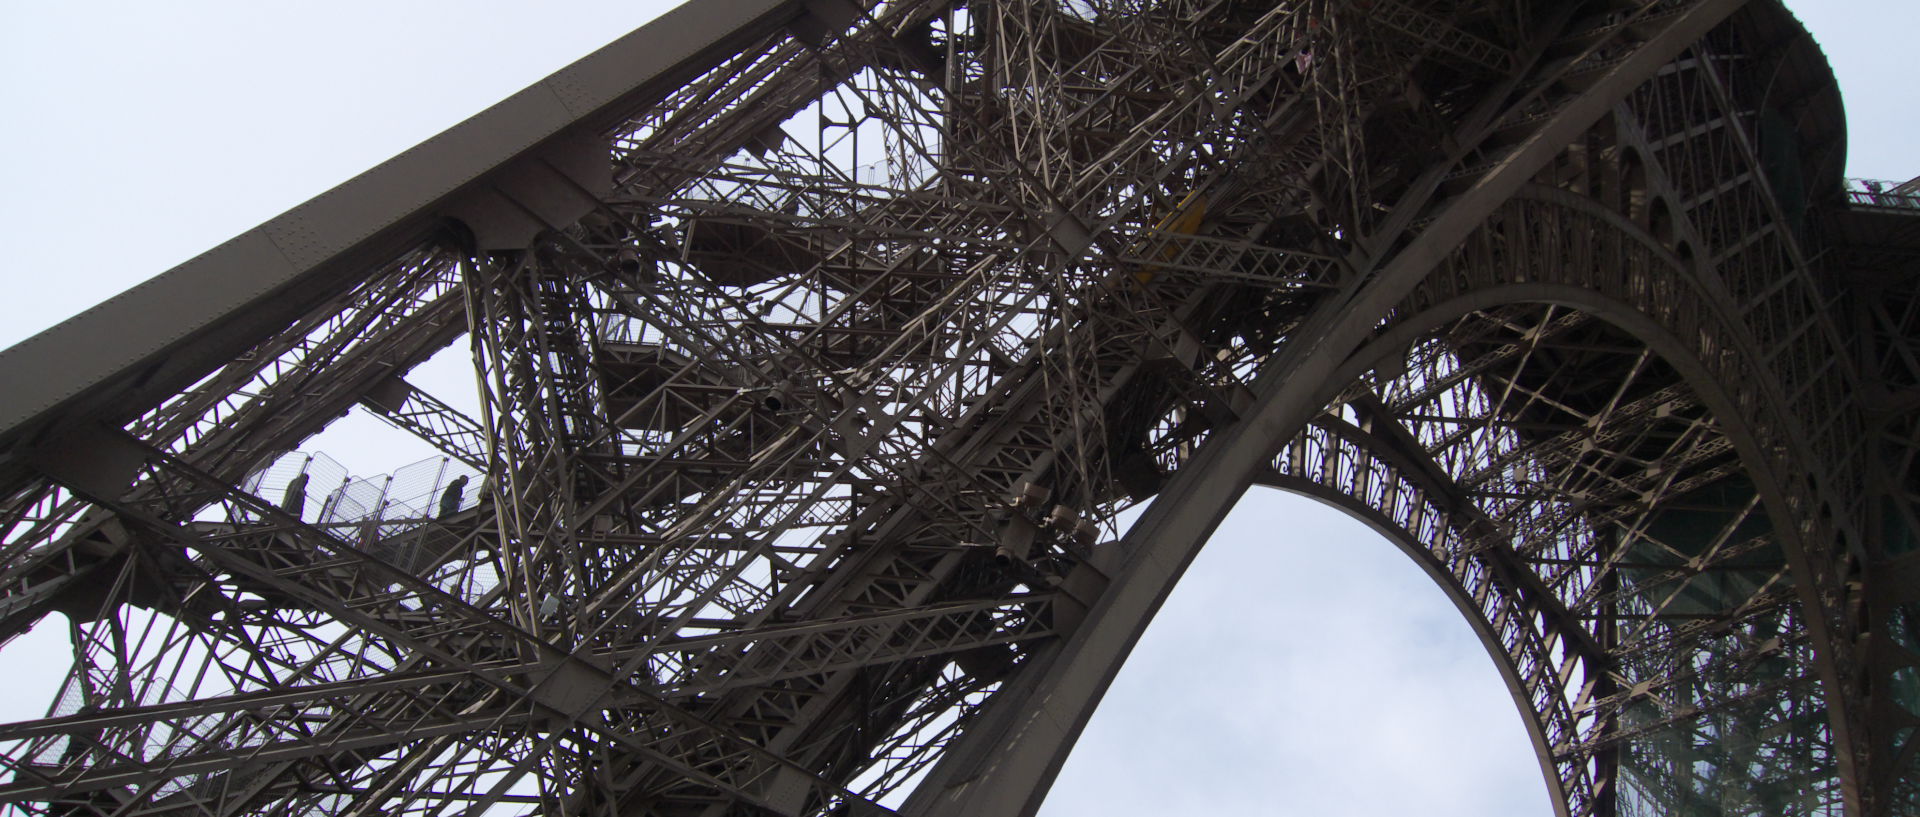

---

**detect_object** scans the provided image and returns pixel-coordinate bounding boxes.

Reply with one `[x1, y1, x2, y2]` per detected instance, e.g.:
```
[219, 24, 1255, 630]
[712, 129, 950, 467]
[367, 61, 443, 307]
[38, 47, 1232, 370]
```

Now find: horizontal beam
[0, 0, 805, 462]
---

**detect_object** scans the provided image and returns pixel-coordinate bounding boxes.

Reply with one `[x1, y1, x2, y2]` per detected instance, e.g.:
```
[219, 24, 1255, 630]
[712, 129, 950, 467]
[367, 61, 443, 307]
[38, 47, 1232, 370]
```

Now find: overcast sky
[0, 2, 1911, 815]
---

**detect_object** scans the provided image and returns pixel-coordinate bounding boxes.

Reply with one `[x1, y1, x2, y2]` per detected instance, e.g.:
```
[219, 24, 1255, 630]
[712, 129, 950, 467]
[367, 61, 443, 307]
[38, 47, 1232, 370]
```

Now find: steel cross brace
[901, 3, 1755, 815]
[11, 427, 902, 816]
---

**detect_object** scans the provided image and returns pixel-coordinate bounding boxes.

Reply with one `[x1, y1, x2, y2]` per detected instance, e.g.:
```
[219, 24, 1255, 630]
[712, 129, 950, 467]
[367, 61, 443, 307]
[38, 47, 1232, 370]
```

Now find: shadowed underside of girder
[0, 1, 1909, 816]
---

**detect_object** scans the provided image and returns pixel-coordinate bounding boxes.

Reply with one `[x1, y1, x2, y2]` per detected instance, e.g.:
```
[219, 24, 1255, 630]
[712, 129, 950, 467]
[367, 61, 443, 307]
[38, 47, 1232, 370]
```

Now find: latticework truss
[0, 1, 1913, 816]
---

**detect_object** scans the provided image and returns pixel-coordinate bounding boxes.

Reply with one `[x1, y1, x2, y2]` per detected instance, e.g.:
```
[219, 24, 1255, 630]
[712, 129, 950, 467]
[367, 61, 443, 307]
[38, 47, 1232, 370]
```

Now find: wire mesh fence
[1845, 177, 1920, 210]
[241, 451, 486, 535]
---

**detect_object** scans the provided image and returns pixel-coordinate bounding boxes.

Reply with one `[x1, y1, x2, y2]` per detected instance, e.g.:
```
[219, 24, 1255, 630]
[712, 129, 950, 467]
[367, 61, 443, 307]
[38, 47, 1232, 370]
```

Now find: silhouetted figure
[437, 475, 470, 519]
[280, 472, 310, 517]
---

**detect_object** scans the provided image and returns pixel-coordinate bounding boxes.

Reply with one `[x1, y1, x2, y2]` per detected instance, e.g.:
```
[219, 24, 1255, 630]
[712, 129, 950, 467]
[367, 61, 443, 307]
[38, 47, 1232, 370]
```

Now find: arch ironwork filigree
[0, 1, 1907, 816]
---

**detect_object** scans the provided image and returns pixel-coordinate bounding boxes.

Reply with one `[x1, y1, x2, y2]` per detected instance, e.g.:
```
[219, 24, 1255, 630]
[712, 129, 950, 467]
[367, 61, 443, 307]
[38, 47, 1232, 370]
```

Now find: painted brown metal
[0, 1, 1907, 816]
[0, 0, 801, 461]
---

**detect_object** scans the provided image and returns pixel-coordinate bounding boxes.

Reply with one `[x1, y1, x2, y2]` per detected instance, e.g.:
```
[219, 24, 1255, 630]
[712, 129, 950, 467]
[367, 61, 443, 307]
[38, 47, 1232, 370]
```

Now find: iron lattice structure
[0, 1, 1914, 815]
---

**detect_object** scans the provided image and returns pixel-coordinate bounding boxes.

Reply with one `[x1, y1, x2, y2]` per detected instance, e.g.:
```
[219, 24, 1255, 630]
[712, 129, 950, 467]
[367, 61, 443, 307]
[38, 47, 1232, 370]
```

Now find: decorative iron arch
[6, 2, 1903, 815]
[1249, 184, 1861, 815]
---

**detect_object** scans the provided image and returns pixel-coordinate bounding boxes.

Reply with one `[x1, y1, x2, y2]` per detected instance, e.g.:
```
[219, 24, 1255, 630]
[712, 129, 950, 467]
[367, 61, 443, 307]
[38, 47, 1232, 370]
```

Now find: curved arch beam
[1353, 191, 1863, 792]
[900, 3, 1765, 813]
[1317, 285, 1824, 814]
[1255, 422, 1581, 816]
[1323, 197, 1854, 811]
[908, 181, 1855, 817]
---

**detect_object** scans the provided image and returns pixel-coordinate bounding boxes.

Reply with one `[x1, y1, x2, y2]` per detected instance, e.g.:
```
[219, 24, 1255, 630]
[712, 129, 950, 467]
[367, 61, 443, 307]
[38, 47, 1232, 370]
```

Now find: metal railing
[240, 451, 486, 532]
[1844, 177, 1920, 211]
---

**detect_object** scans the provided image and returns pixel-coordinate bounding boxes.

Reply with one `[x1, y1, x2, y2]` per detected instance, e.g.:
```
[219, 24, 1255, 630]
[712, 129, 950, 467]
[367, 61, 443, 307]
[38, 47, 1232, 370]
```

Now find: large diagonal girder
[0, 1, 1909, 816]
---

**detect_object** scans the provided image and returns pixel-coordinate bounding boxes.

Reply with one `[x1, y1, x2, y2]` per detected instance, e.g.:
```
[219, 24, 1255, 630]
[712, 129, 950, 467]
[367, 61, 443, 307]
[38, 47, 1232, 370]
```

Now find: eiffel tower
[1, 1, 1915, 815]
